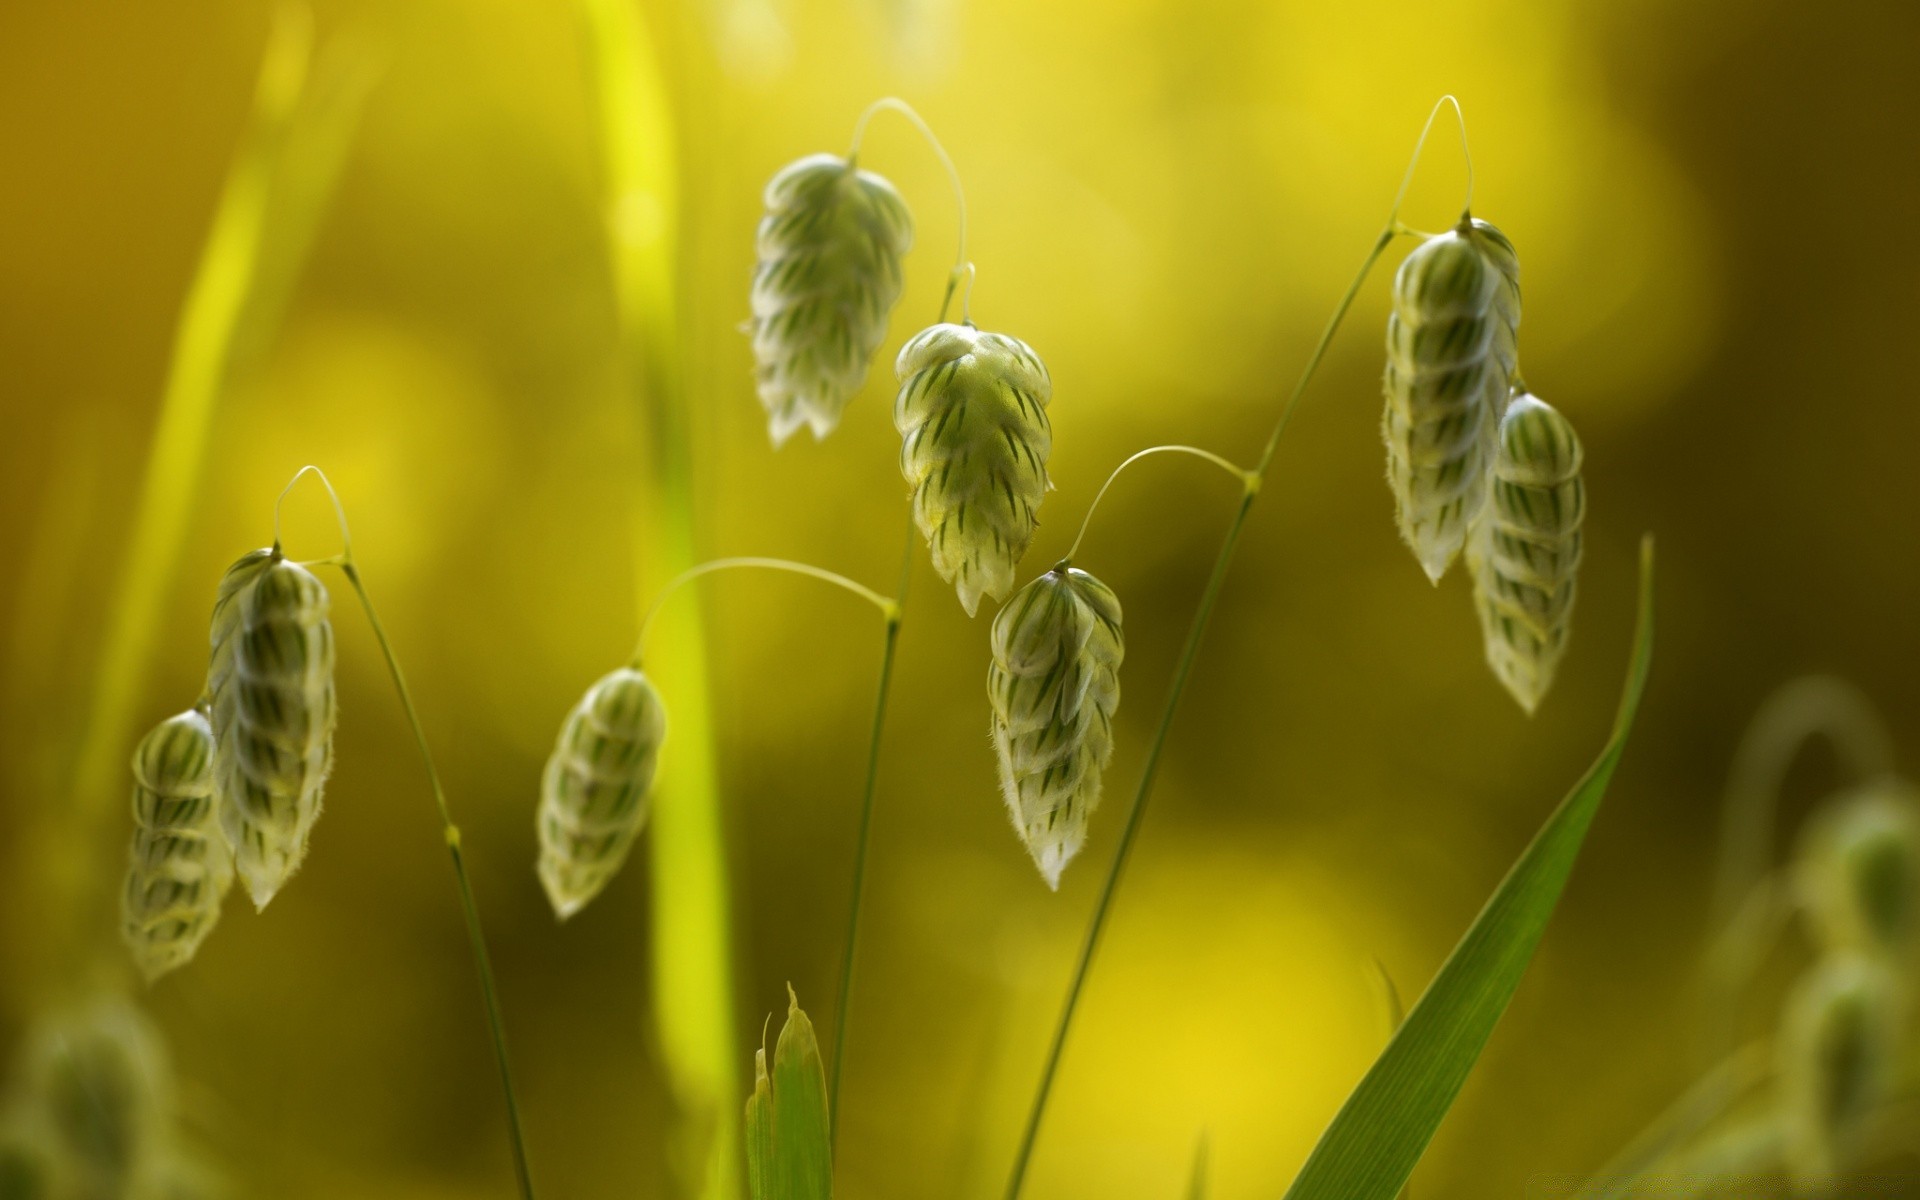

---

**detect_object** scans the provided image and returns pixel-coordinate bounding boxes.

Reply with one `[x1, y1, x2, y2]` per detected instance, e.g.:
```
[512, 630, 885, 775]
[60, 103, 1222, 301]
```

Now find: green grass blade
[1185, 1132, 1210, 1200]
[744, 991, 831, 1200]
[1282, 536, 1656, 1200]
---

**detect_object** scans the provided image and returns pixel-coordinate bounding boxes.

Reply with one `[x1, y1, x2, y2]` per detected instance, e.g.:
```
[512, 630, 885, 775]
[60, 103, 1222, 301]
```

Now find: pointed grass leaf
[745, 987, 832, 1200]
[1281, 536, 1655, 1200]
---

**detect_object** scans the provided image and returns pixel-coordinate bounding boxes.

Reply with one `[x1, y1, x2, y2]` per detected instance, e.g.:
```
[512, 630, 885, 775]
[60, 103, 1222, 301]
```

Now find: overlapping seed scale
[751, 153, 914, 447]
[1777, 953, 1904, 1193]
[895, 323, 1053, 617]
[1382, 229, 1511, 582]
[208, 552, 335, 909]
[121, 709, 234, 983]
[1467, 218, 1522, 381]
[1469, 392, 1585, 713]
[988, 568, 1123, 889]
[537, 667, 667, 919]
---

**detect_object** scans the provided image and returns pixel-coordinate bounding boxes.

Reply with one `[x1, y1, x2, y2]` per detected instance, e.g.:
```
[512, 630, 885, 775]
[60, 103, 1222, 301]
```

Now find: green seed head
[537, 666, 667, 919]
[1469, 390, 1585, 713]
[1795, 781, 1920, 961]
[207, 552, 336, 910]
[1777, 953, 1904, 1192]
[122, 708, 234, 984]
[1383, 226, 1518, 582]
[751, 153, 914, 447]
[895, 322, 1053, 616]
[988, 567, 1123, 888]
[20, 999, 171, 1192]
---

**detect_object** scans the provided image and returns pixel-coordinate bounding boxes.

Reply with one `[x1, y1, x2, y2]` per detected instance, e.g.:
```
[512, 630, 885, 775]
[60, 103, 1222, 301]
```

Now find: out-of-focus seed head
[121, 708, 234, 983]
[1795, 781, 1920, 962]
[1382, 225, 1517, 582]
[895, 323, 1053, 616]
[750, 152, 914, 446]
[207, 551, 336, 910]
[537, 667, 667, 919]
[18, 998, 171, 1193]
[1469, 390, 1585, 713]
[1777, 953, 1904, 1193]
[988, 566, 1123, 888]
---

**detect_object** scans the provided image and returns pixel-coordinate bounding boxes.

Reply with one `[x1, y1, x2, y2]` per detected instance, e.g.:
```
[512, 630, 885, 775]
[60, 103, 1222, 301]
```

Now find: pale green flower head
[207, 551, 335, 910]
[896, 322, 1053, 616]
[988, 566, 1123, 888]
[122, 707, 234, 983]
[751, 152, 914, 447]
[537, 666, 667, 920]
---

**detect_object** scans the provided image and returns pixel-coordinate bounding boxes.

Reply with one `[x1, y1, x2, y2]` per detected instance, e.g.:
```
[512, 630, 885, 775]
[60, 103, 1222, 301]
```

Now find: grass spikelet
[17, 998, 171, 1193]
[1776, 953, 1904, 1192]
[751, 152, 914, 446]
[1794, 781, 1920, 960]
[207, 549, 337, 909]
[1382, 225, 1509, 582]
[121, 707, 233, 983]
[988, 566, 1123, 888]
[537, 666, 667, 919]
[895, 322, 1053, 616]
[1466, 218, 1521, 382]
[1469, 390, 1584, 713]
[744, 986, 831, 1200]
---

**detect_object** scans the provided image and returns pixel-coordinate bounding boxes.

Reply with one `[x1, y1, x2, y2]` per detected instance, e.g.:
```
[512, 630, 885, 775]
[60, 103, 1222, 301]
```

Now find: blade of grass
[52, 4, 373, 974]
[578, 3, 742, 1197]
[1280, 536, 1656, 1200]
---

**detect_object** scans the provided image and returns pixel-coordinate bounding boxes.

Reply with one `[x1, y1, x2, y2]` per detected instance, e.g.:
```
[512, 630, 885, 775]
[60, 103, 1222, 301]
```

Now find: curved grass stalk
[281, 467, 535, 1200]
[577, 2, 743, 1194]
[53, 4, 371, 969]
[1002, 97, 1470, 1200]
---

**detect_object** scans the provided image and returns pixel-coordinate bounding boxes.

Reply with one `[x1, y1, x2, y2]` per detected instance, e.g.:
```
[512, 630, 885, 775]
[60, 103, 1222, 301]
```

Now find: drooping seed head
[121, 708, 234, 983]
[750, 152, 914, 446]
[18, 998, 171, 1193]
[1795, 781, 1920, 962]
[206, 550, 336, 910]
[1777, 953, 1904, 1193]
[896, 323, 1053, 616]
[1469, 390, 1584, 713]
[1382, 223, 1521, 582]
[537, 666, 667, 919]
[988, 566, 1123, 888]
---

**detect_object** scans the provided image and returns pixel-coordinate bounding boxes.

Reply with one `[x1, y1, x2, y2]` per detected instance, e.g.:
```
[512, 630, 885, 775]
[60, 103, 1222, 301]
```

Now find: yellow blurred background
[3, 0, 1918, 1196]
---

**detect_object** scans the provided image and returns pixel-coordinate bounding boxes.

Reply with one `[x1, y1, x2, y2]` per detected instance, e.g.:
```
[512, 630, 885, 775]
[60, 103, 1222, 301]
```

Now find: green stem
[827, 514, 916, 1156]
[338, 561, 537, 1200]
[634, 557, 896, 664]
[1001, 220, 1400, 1200]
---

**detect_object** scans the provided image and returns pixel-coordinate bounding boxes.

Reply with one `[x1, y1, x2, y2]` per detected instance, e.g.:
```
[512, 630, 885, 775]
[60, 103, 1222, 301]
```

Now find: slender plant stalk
[827, 514, 915, 1152]
[578, 3, 742, 1195]
[281, 468, 537, 1199]
[50, 6, 359, 972]
[1002, 96, 1470, 1198]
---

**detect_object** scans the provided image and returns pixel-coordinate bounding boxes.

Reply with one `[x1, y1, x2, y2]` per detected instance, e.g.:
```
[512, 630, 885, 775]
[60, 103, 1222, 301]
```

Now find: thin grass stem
[847, 96, 969, 313]
[633, 557, 896, 665]
[1002, 97, 1470, 1199]
[1063, 446, 1252, 564]
[279, 468, 536, 1200]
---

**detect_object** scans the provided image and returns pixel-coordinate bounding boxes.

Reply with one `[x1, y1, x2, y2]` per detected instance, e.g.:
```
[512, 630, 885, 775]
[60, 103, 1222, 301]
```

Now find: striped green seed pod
[988, 566, 1123, 888]
[1470, 391, 1584, 714]
[1382, 225, 1511, 582]
[1777, 953, 1904, 1193]
[537, 666, 667, 919]
[1467, 218, 1521, 383]
[1794, 781, 1920, 961]
[121, 708, 234, 983]
[750, 152, 914, 446]
[896, 323, 1053, 616]
[207, 549, 336, 910]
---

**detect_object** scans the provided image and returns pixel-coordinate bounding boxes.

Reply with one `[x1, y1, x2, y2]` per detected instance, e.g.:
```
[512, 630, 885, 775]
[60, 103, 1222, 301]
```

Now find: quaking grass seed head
[1469, 390, 1585, 713]
[1777, 952, 1904, 1193]
[1382, 224, 1514, 582]
[537, 666, 667, 919]
[121, 707, 233, 983]
[1794, 781, 1920, 961]
[896, 322, 1053, 616]
[988, 566, 1123, 888]
[751, 152, 914, 446]
[207, 549, 336, 910]
[19, 998, 171, 1189]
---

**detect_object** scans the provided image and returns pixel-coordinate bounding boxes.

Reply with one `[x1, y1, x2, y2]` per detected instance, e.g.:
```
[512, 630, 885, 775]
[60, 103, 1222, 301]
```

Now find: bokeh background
[3, 0, 1919, 1196]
